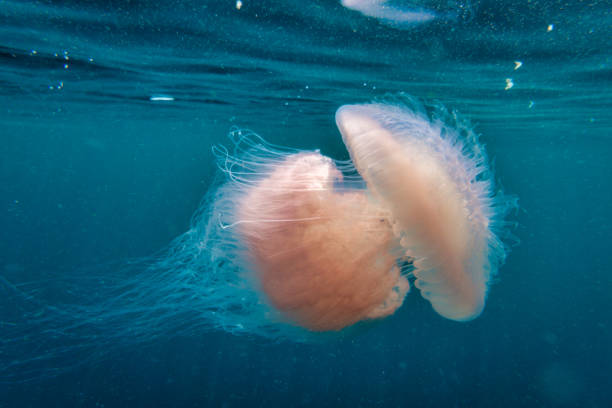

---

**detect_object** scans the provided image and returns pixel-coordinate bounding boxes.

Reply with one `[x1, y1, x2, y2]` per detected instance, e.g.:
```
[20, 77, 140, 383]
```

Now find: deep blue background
[1, 0, 611, 406]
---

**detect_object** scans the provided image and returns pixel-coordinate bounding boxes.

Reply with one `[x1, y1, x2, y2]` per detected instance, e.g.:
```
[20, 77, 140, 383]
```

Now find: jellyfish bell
[335, 102, 506, 321]
[231, 148, 410, 331]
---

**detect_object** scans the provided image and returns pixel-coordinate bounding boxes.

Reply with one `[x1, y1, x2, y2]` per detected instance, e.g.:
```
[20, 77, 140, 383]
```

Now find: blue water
[1, 0, 611, 406]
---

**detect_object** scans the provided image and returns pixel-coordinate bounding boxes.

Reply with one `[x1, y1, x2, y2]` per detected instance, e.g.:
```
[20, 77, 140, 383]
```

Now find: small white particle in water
[514, 61, 523, 70]
[505, 78, 514, 90]
[236, 0, 242, 10]
[64, 64, 69, 69]
[547, 24, 554, 32]
[149, 95, 174, 101]
[89, 57, 94, 62]
[31, 50, 37, 55]
[528, 101, 535, 108]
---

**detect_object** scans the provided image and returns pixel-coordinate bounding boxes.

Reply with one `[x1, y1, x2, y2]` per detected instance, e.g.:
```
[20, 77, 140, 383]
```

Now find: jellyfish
[229, 148, 410, 331]
[203, 100, 513, 331]
[335, 103, 509, 320]
[0, 98, 514, 382]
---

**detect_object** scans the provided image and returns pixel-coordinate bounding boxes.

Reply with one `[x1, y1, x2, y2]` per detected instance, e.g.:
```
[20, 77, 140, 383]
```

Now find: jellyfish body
[336, 103, 502, 321]
[1, 99, 514, 381]
[213, 100, 510, 328]
[237, 152, 409, 331]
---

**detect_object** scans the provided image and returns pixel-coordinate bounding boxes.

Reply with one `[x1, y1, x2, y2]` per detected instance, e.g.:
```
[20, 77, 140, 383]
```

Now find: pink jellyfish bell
[235, 149, 409, 331]
[336, 102, 504, 321]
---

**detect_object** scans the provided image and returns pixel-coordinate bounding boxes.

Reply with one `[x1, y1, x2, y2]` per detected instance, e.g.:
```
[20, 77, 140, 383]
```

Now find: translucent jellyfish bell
[336, 102, 507, 321]
[226, 146, 410, 331]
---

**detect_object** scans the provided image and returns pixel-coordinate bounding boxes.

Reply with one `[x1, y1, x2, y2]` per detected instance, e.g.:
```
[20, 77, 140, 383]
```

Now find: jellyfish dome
[208, 134, 410, 333]
[237, 151, 410, 331]
[335, 102, 508, 321]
